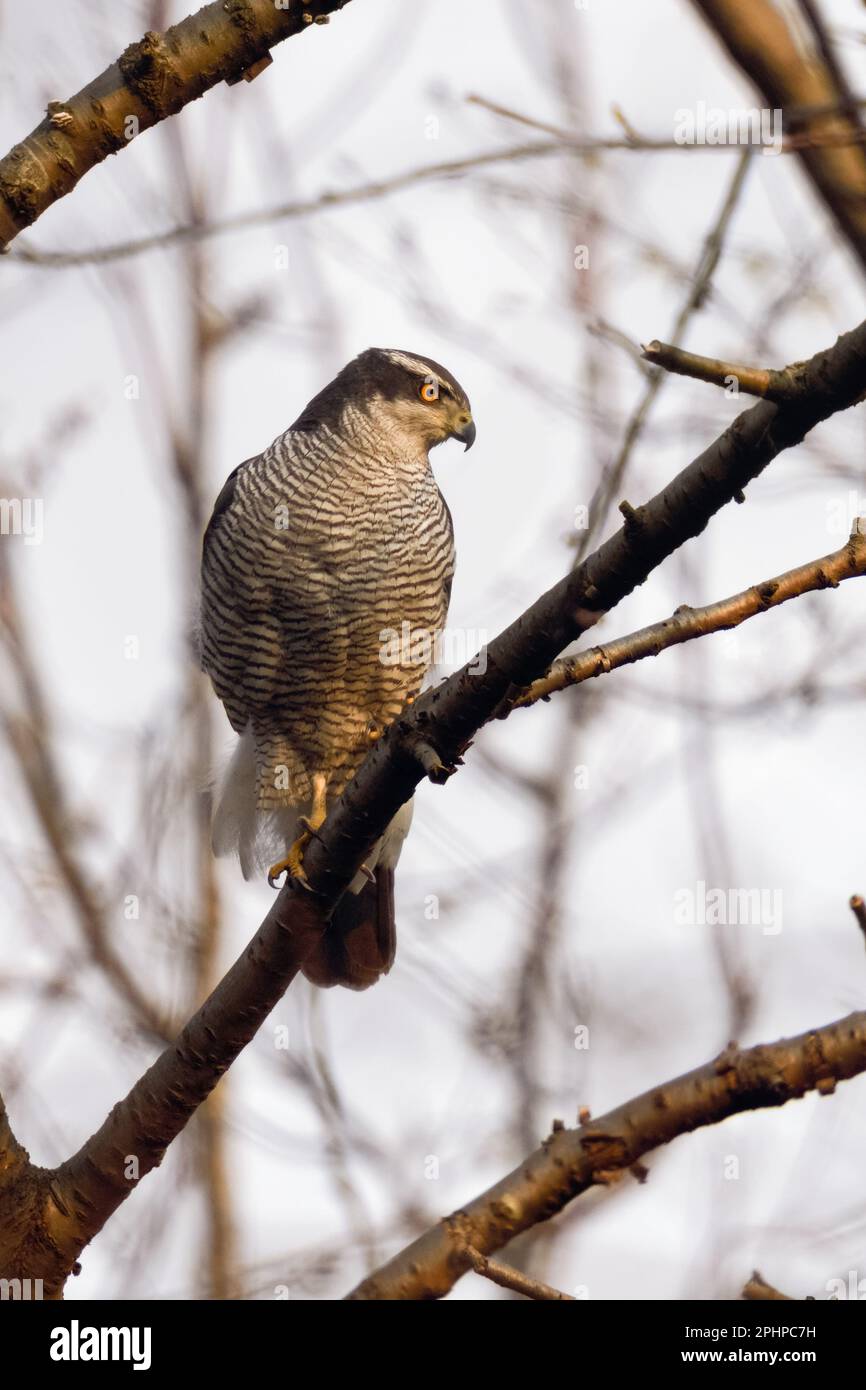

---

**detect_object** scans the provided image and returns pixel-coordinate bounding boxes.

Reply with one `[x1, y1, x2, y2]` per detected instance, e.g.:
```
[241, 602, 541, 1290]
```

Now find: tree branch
[0, 0, 352, 250]
[5, 140, 576, 268]
[465, 1245, 575, 1301]
[0, 1092, 49, 1295]
[641, 339, 824, 401]
[511, 526, 866, 711]
[346, 1011, 866, 1299]
[0, 890, 325, 1298]
[691, 0, 866, 274]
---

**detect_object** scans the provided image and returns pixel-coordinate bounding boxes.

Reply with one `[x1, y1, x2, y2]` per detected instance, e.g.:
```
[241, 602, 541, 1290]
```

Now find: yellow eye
[420, 380, 439, 402]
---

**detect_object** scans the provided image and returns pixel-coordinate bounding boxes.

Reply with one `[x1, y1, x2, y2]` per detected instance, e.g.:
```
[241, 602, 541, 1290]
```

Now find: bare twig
[511, 527, 866, 711]
[6, 140, 577, 268]
[641, 340, 820, 401]
[465, 1245, 575, 1301]
[468, 92, 866, 156]
[14, 107, 866, 270]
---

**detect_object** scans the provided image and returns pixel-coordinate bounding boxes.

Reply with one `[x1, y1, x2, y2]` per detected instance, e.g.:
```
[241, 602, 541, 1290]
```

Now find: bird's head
[365, 348, 475, 452]
[293, 347, 475, 455]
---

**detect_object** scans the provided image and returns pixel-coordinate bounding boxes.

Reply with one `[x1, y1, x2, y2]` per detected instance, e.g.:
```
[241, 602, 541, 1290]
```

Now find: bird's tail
[211, 728, 300, 880]
[301, 868, 397, 990]
[301, 799, 414, 990]
[213, 733, 413, 989]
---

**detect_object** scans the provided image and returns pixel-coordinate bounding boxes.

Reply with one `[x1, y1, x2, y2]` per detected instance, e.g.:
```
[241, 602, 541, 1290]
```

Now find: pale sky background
[1, 0, 865, 1300]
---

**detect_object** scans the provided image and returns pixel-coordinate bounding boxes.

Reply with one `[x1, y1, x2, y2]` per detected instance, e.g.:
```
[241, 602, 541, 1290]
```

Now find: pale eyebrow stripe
[385, 350, 438, 377]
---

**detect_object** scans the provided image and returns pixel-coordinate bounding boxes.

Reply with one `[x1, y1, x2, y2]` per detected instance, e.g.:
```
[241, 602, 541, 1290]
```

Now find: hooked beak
[454, 416, 476, 451]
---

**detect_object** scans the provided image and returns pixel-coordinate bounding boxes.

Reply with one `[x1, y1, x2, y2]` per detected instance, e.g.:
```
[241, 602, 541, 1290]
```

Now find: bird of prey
[199, 348, 474, 990]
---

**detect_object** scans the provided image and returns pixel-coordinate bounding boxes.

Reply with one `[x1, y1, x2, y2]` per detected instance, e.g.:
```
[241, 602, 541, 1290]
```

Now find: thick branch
[692, 0, 866, 274]
[0, 1094, 49, 1294]
[346, 1012, 866, 1299]
[513, 527, 866, 709]
[0, 1095, 27, 1176]
[4, 891, 326, 1297]
[0, 0, 351, 250]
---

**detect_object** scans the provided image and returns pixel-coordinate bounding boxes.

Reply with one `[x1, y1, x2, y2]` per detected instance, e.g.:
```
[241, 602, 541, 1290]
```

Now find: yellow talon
[267, 827, 312, 888]
[267, 774, 328, 889]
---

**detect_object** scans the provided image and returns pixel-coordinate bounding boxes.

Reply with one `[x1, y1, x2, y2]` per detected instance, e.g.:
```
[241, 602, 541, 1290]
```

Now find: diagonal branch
[0, 0, 352, 250]
[345, 1011, 866, 1300]
[5, 140, 575, 268]
[1, 889, 326, 1298]
[691, 0, 866, 274]
[511, 526, 866, 711]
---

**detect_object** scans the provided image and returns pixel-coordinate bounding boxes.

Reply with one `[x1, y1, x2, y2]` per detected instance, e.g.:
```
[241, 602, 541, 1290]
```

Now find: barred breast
[200, 411, 455, 811]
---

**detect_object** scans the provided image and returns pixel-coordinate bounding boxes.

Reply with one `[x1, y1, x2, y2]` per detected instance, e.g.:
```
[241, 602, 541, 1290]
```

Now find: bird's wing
[200, 451, 347, 726]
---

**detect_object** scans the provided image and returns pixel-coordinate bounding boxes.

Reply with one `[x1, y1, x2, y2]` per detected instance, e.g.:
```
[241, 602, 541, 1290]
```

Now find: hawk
[199, 348, 474, 990]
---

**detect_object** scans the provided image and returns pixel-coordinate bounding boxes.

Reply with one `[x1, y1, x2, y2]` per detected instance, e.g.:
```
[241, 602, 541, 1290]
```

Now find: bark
[347, 1012, 866, 1299]
[514, 529, 866, 709]
[692, 0, 866, 274]
[0, 0, 352, 250]
[0, 890, 325, 1298]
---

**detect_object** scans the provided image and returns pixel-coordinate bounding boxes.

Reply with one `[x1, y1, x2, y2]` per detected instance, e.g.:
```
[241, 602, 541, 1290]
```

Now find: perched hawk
[199, 348, 474, 990]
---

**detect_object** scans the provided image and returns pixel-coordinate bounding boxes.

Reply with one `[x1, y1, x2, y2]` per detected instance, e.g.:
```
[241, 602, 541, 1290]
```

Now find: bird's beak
[455, 417, 476, 451]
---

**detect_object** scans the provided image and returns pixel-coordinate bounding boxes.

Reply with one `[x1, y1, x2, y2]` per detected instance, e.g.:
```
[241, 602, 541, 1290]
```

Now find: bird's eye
[420, 380, 439, 402]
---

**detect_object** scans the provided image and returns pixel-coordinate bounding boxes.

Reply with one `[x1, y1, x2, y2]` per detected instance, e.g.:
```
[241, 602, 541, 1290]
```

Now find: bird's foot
[268, 828, 314, 890]
[268, 775, 329, 889]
